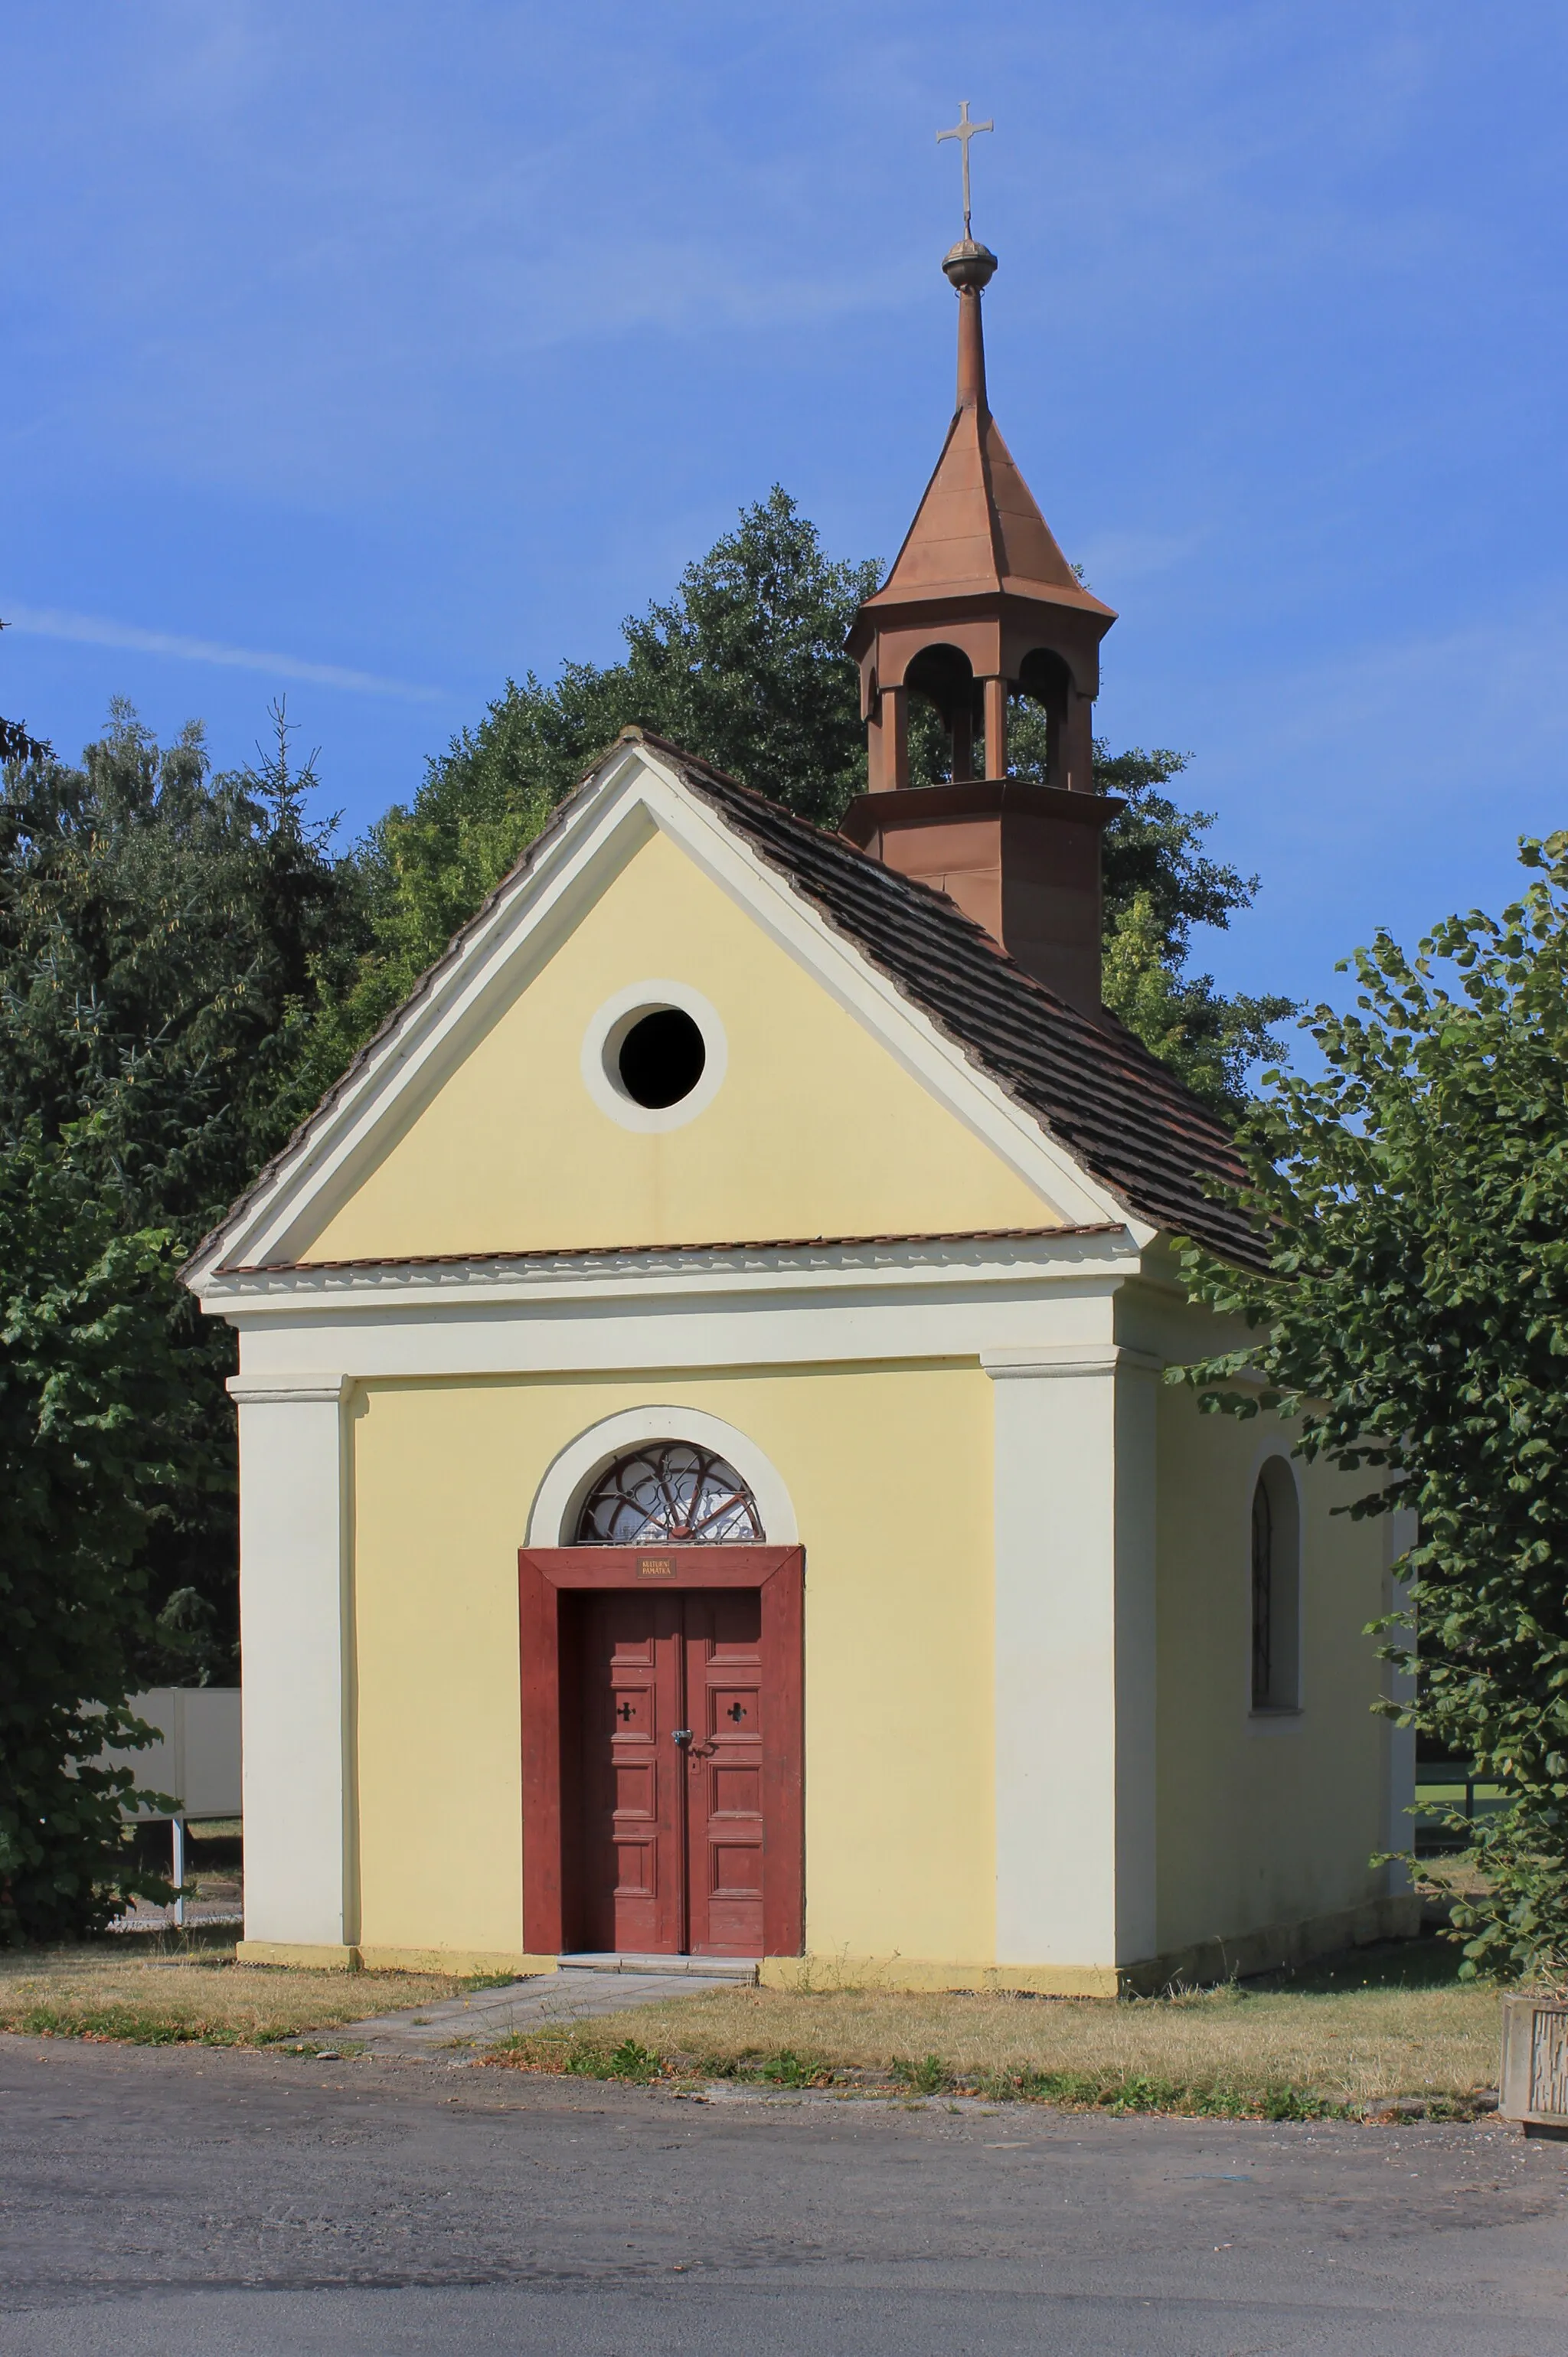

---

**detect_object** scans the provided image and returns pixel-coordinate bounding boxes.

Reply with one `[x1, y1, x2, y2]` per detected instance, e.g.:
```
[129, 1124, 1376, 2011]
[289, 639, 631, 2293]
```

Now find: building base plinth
[235, 1940, 560, 1978]
[757, 1956, 1123, 1998]
[236, 1942, 361, 1972]
[753, 1898, 1423, 2001]
[236, 1902, 1419, 1994]
[1125, 1894, 1424, 1997]
[357, 1947, 560, 1979]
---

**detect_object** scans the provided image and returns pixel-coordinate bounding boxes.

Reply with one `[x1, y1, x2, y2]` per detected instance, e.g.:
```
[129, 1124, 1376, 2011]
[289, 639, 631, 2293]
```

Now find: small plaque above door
[637, 1555, 677, 1580]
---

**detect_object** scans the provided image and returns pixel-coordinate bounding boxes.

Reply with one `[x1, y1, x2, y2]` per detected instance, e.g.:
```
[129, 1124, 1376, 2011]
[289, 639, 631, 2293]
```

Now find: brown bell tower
[842, 134, 1119, 1012]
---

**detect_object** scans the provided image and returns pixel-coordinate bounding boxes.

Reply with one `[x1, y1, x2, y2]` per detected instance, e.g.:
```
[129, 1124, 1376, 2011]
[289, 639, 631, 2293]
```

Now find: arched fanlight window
[1250, 1458, 1302, 1711]
[574, 1443, 765, 1546]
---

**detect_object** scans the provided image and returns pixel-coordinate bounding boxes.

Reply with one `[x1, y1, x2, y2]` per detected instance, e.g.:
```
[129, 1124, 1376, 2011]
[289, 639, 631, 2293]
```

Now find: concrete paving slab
[322, 1964, 737, 2056]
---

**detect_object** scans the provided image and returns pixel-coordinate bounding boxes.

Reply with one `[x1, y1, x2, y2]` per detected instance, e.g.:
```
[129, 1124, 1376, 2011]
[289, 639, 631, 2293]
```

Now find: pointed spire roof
[867, 405, 1111, 613]
[861, 240, 1114, 626]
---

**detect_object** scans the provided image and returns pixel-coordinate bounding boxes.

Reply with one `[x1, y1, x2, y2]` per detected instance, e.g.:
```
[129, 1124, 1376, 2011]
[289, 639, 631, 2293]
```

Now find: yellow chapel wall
[1152, 1378, 1392, 1956]
[348, 1362, 998, 1968]
[302, 826, 1060, 1263]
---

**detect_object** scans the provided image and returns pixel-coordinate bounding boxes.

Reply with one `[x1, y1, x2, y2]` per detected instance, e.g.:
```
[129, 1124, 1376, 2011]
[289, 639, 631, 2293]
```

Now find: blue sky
[3, 2, 1565, 1020]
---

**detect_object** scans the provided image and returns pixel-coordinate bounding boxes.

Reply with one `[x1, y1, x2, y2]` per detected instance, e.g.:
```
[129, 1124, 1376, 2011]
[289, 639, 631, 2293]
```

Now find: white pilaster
[1383, 1505, 1419, 1895]
[227, 1374, 354, 1949]
[985, 1343, 1159, 1968]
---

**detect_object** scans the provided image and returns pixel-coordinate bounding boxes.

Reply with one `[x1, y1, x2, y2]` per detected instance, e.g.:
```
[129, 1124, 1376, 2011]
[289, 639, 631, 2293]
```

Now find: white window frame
[579, 979, 728, 1134]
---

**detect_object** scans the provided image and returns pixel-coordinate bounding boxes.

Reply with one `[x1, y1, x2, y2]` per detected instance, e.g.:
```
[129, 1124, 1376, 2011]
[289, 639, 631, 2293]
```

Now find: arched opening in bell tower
[1011, 648, 1074, 789]
[895, 643, 1080, 788]
[903, 642, 982, 782]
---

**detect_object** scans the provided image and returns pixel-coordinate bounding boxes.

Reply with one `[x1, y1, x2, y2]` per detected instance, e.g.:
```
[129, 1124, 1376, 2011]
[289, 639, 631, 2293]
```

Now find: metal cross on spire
[936, 100, 993, 240]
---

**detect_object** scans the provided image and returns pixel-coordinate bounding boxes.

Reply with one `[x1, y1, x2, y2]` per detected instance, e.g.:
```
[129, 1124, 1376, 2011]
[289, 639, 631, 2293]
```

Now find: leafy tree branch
[1174, 835, 1568, 1978]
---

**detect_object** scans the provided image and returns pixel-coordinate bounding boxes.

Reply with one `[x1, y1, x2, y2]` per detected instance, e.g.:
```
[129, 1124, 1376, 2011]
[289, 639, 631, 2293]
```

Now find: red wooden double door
[518, 1548, 804, 1958]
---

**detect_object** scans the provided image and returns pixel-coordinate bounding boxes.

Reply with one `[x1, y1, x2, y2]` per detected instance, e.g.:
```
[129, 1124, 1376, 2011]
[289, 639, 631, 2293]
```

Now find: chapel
[186, 196, 1416, 1992]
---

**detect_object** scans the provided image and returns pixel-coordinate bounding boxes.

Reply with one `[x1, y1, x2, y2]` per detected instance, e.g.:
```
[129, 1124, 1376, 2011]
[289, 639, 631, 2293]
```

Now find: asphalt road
[2, 2036, 1566, 2355]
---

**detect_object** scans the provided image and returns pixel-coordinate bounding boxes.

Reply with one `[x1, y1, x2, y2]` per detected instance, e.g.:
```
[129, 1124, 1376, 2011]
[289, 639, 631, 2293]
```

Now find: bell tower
[841, 118, 1119, 1012]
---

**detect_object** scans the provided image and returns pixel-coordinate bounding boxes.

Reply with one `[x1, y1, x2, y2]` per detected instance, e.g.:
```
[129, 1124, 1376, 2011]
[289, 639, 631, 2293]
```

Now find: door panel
[684, 1590, 766, 1957]
[574, 1593, 682, 1953]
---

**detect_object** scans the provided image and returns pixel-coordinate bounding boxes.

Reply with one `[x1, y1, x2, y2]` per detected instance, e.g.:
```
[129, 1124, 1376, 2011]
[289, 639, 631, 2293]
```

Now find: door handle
[671, 1729, 692, 1746]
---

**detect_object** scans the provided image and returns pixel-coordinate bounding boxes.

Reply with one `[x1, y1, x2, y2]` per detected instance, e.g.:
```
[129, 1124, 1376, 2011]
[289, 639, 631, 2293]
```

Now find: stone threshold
[560, 1952, 760, 1983]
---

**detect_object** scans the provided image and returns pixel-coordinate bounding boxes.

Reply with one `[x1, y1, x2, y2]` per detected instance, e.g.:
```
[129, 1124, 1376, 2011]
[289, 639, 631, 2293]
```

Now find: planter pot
[1499, 1992, 1568, 2133]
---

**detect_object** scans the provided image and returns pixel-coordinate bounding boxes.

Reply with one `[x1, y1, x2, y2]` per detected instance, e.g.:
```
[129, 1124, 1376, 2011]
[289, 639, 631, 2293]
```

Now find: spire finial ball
[942, 237, 998, 293]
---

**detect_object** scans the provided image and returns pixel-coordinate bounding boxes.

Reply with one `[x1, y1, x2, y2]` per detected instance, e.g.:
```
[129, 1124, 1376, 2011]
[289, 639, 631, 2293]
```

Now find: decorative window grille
[574, 1443, 764, 1545]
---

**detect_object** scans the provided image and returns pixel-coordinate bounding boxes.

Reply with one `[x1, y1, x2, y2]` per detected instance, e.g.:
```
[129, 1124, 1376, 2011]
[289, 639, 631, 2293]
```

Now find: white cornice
[982, 1342, 1163, 1381]
[196, 1224, 1141, 1322]
[225, 1374, 352, 1405]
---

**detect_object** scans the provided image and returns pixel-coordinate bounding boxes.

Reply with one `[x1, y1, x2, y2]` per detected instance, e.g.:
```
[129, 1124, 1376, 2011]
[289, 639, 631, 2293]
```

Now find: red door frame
[518, 1545, 805, 1957]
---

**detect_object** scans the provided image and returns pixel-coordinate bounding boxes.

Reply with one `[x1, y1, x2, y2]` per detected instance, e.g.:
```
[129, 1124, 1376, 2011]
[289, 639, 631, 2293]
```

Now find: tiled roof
[187, 732, 1263, 1278]
[639, 735, 1264, 1270]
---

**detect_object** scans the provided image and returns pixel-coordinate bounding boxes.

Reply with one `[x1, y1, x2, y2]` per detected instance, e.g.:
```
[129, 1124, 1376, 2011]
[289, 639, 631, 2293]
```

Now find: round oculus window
[614, 1006, 706, 1110]
[580, 982, 727, 1132]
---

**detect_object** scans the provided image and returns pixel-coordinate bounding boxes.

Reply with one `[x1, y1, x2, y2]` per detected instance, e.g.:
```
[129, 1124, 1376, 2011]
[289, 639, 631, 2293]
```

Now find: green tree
[1, 700, 365, 1687]
[1177, 835, 1568, 1978]
[904, 648, 1293, 1108]
[0, 1123, 188, 1942]
[306, 489, 877, 1075]
[0, 698, 363, 1936]
[0, 614, 51, 770]
[612, 489, 878, 827]
[326, 494, 1285, 1107]
[1092, 747, 1294, 1112]
[0, 718, 48, 768]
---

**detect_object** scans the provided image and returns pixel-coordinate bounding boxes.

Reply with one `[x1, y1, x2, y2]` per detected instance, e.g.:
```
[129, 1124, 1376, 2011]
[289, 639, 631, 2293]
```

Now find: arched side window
[573, 1443, 765, 1546]
[1250, 1458, 1302, 1711]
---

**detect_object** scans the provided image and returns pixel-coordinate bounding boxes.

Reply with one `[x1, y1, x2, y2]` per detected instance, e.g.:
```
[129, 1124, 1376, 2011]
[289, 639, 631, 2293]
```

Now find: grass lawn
[485, 1941, 1505, 2118]
[0, 1934, 1508, 2118]
[0, 1937, 485, 2050]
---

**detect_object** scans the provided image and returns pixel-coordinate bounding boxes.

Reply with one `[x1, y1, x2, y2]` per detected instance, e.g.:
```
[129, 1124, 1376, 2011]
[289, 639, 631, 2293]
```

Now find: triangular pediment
[186, 744, 1129, 1282]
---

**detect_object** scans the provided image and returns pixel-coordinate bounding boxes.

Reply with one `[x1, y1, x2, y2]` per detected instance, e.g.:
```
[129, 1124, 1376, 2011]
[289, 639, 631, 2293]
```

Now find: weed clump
[482, 2035, 1349, 2118]
[972, 2068, 1343, 2119]
[893, 2053, 952, 2095]
[14, 2002, 313, 2048]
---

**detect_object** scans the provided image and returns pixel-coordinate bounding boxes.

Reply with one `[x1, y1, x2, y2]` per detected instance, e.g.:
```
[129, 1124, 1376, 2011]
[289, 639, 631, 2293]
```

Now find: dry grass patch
[486, 1943, 1503, 2116]
[0, 1940, 485, 2048]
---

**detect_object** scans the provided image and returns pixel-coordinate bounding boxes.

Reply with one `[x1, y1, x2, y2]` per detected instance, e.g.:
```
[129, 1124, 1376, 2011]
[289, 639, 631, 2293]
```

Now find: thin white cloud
[1, 601, 444, 703]
[1073, 529, 1206, 590]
